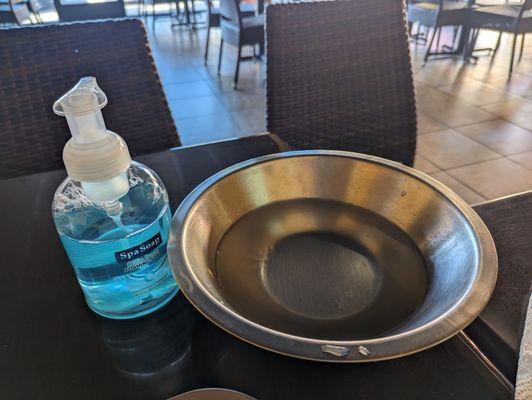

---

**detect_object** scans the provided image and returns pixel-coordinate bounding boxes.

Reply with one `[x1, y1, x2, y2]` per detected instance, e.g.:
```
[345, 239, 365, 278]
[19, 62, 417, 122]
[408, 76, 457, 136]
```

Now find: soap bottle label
[115, 232, 163, 264]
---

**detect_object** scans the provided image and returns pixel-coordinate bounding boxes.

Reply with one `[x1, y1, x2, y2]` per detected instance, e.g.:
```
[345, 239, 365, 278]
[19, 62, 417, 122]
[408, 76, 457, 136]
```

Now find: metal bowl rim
[168, 150, 498, 362]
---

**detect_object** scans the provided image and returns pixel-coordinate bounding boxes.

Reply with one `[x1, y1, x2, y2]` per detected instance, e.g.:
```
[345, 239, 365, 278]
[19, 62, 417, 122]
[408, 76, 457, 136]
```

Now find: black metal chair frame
[466, 0, 532, 77]
[26, 0, 42, 23]
[54, 0, 126, 22]
[204, 0, 255, 65]
[217, 0, 264, 89]
[408, 0, 473, 63]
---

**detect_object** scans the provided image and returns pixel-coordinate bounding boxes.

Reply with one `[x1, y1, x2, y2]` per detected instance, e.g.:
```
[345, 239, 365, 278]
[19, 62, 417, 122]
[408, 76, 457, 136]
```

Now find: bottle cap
[54, 77, 131, 202]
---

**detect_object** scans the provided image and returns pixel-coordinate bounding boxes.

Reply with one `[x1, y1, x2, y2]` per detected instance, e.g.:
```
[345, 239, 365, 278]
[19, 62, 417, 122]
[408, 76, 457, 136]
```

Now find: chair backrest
[410, 0, 444, 10]
[0, 19, 180, 179]
[266, 0, 417, 166]
[206, 0, 220, 26]
[219, 0, 241, 26]
[53, 0, 125, 22]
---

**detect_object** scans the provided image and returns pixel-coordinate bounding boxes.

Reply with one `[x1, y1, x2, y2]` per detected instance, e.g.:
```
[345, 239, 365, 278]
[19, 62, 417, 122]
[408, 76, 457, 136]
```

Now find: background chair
[467, 0, 532, 77]
[26, 0, 42, 23]
[0, 19, 181, 179]
[54, 0, 126, 22]
[218, 0, 264, 88]
[266, 0, 417, 166]
[0, 0, 30, 26]
[407, 0, 472, 63]
[204, 0, 255, 65]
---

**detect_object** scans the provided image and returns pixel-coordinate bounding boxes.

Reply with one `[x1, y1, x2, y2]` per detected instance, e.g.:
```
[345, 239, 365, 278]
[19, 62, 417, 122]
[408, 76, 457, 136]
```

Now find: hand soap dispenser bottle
[51, 77, 178, 319]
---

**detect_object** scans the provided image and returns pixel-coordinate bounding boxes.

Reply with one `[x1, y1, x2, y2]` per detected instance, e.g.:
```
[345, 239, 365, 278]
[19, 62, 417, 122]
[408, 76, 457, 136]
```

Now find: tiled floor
[32, 6, 532, 203]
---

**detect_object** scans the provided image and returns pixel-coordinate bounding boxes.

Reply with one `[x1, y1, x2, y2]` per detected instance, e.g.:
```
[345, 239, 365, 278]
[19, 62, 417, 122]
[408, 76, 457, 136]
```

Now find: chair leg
[509, 33, 518, 78]
[435, 26, 442, 52]
[217, 38, 224, 75]
[204, 26, 210, 65]
[414, 23, 421, 41]
[519, 34, 526, 62]
[493, 31, 502, 57]
[452, 26, 459, 48]
[423, 26, 437, 65]
[234, 43, 242, 89]
[469, 28, 480, 59]
[34, 11, 42, 23]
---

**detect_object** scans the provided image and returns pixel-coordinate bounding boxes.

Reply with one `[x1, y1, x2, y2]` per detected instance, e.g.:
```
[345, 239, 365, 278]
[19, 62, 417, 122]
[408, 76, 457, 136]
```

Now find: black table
[0, 134, 528, 399]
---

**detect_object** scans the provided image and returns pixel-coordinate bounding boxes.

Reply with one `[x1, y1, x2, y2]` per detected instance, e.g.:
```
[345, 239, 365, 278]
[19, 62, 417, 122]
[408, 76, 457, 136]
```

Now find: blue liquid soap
[51, 77, 177, 319]
[53, 163, 179, 319]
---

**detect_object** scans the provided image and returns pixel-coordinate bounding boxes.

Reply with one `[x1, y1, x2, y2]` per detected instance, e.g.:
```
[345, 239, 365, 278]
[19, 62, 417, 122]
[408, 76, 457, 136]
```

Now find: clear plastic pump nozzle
[53, 77, 109, 143]
[54, 77, 132, 203]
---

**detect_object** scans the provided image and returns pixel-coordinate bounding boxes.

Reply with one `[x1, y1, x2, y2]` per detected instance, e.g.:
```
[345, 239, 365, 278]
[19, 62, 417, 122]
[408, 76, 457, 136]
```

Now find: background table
[0, 135, 528, 399]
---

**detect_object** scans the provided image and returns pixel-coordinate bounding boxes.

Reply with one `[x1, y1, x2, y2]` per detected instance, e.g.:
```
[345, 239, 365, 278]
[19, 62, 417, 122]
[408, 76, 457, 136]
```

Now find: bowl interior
[179, 155, 480, 341]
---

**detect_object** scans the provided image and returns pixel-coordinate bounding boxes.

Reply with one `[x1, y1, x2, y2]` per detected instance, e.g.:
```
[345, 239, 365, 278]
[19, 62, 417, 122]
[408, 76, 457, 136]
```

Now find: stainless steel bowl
[168, 151, 497, 362]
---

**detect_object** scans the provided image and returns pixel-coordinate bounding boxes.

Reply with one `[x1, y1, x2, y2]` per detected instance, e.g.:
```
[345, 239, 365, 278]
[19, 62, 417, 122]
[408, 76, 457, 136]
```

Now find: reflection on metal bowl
[168, 151, 498, 362]
[168, 388, 255, 400]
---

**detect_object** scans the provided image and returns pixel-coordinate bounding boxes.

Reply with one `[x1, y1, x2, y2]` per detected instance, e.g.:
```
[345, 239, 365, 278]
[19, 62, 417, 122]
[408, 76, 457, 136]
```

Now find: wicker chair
[0, 19, 180, 179]
[54, 0, 126, 22]
[266, 0, 417, 166]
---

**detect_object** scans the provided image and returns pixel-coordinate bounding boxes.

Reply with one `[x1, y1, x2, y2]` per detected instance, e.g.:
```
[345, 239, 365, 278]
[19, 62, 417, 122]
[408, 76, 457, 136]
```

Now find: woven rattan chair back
[266, 0, 417, 166]
[0, 19, 180, 179]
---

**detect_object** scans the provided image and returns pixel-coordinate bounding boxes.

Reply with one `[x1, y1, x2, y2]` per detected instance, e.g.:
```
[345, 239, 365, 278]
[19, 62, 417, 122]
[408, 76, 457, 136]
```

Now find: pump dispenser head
[54, 77, 132, 202]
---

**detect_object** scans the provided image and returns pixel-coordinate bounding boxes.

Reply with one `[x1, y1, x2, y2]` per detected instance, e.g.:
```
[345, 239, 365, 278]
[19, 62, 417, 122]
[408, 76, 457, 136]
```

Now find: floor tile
[175, 112, 242, 145]
[446, 158, 532, 200]
[508, 151, 532, 170]
[480, 73, 532, 100]
[164, 80, 214, 100]
[413, 60, 464, 88]
[438, 78, 521, 107]
[429, 171, 486, 204]
[206, 75, 265, 94]
[218, 89, 265, 111]
[158, 66, 204, 85]
[415, 84, 498, 128]
[232, 107, 266, 135]
[414, 154, 441, 174]
[417, 112, 448, 134]
[456, 120, 532, 156]
[482, 100, 532, 131]
[413, 57, 507, 88]
[460, 62, 509, 83]
[417, 129, 500, 170]
[168, 95, 227, 119]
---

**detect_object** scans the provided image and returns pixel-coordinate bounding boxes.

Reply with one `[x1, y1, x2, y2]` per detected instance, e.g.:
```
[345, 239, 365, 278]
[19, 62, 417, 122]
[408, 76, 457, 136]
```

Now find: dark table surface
[0, 134, 528, 400]
[465, 193, 532, 382]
